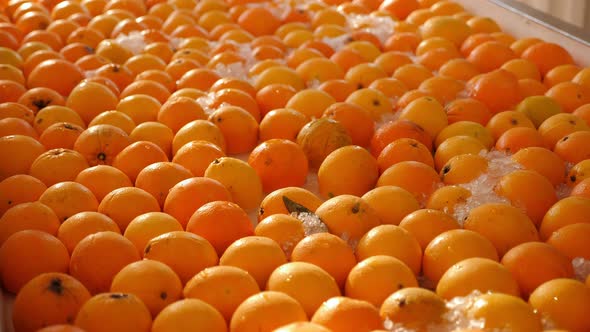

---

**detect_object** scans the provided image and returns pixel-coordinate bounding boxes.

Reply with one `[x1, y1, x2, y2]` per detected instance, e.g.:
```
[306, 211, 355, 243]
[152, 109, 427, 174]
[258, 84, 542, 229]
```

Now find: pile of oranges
[1, 0, 590, 330]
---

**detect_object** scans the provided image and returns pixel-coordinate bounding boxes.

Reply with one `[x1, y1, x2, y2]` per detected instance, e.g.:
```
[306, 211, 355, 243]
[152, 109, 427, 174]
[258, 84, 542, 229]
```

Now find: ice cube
[572, 257, 590, 282]
[114, 31, 146, 55]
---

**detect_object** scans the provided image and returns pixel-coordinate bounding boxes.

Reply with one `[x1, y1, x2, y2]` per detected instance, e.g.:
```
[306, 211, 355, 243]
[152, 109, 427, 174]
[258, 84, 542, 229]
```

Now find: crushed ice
[452, 150, 521, 224]
[572, 257, 590, 282]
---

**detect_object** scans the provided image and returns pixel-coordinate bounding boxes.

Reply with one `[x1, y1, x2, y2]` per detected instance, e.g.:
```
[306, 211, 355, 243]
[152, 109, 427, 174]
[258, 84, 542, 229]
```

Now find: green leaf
[282, 196, 312, 214]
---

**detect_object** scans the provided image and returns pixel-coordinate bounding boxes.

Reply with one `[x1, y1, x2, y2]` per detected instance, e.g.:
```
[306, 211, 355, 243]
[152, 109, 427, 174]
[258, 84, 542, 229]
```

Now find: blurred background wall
[514, 0, 590, 29]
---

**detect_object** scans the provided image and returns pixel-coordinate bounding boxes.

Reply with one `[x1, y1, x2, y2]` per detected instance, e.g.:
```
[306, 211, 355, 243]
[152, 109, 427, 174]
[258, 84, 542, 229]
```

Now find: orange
[163, 177, 231, 228]
[151, 299, 227, 332]
[87, 110, 136, 134]
[345, 88, 393, 121]
[38, 181, 99, 222]
[322, 102, 375, 147]
[296, 118, 352, 169]
[567, 159, 590, 187]
[377, 138, 434, 172]
[377, 161, 441, 204]
[238, 6, 280, 36]
[74, 165, 132, 202]
[204, 157, 264, 211]
[134, 161, 193, 207]
[257, 186, 323, 221]
[157, 96, 207, 134]
[0, 230, 69, 294]
[467, 41, 516, 73]
[310, 296, 382, 332]
[440, 153, 488, 185]
[17, 87, 66, 114]
[110, 259, 182, 316]
[445, 98, 491, 126]
[436, 257, 520, 300]
[32, 105, 85, 135]
[399, 209, 460, 250]
[421, 16, 471, 46]
[144, 231, 218, 284]
[0, 117, 38, 138]
[57, 211, 120, 253]
[554, 130, 590, 164]
[398, 96, 448, 138]
[12, 272, 90, 332]
[69, 231, 139, 295]
[511, 147, 565, 186]
[423, 229, 499, 284]
[75, 293, 152, 332]
[538, 113, 590, 148]
[539, 196, 590, 240]
[495, 170, 557, 226]
[0, 135, 46, 181]
[380, 287, 447, 331]
[74, 124, 131, 166]
[546, 81, 590, 113]
[426, 185, 472, 214]
[439, 58, 481, 82]
[123, 212, 183, 254]
[500, 58, 541, 81]
[98, 186, 160, 231]
[521, 42, 574, 76]
[544, 64, 581, 87]
[210, 88, 261, 122]
[255, 84, 297, 118]
[286, 89, 336, 120]
[172, 119, 227, 155]
[393, 63, 433, 90]
[315, 195, 380, 245]
[273, 322, 331, 332]
[572, 177, 590, 199]
[209, 105, 258, 154]
[465, 293, 542, 331]
[467, 69, 522, 114]
[464, 203, 539, 256]
[231, 291, 307, 332]
[529, 279, 590, 332]
[495, 127, 545, 153]
[355, 224, 422, 276]
[120, 80, 171, 104]
[268, 261, 341, 317]
[183, 265, 260, 322]
[0, 174, 47, 216]
[29, 148, 89, 186]
[0, 102, 34, 124]
[26, 59, 84, 96]
[248, 139, 309, 193]
[378, 0, 419, 19]
[186, 200, 254, 255]
[547, 223, 590, 260]
[259, 108, 308, 142]
[345, 255, 418, 307]
[291, 232, 356, 289]
[171, 140, 225, 177]
[39, 122, 84, 150]
[318, 145, 378, 198]
[111, 141, 168, 182]
[486, 110, 535, 141]
[361, 186, 420, 226]
[501, 242, 573, 297]
[255, 214, 305, 258]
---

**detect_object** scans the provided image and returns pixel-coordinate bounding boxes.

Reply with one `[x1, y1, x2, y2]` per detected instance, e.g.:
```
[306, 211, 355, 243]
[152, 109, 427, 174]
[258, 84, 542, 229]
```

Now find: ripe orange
[110, 259, 182, 316]
[310, 296, 382, 332]
[184, 265, 260, 322]
[248, 139, 309, 193]
[151, 299, 227, 332]
[0, 174, 47, 216]
[231, 291, 307, 332]
[75, 293, 152, 332]
[144, 231, 218, 284]
[0, 230, 69, 294]
[12, 272, 90, 332]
